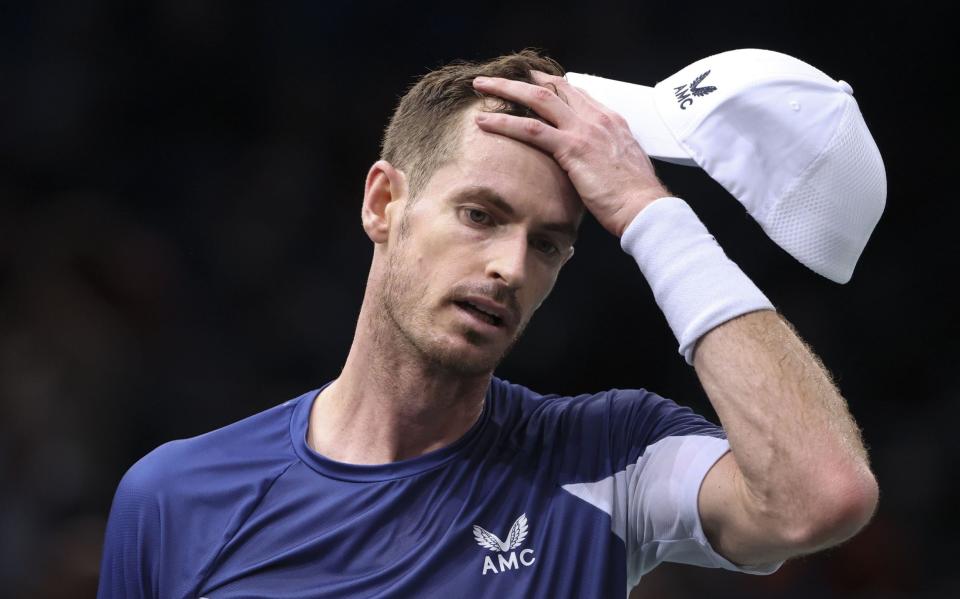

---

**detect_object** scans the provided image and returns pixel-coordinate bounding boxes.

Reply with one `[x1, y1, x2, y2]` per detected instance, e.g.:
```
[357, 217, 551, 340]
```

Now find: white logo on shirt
[472, 513, 536, 575]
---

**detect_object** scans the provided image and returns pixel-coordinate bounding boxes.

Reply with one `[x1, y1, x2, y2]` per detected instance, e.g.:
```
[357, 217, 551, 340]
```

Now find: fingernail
[474, 76, 489, 85]
[475, 113, 488, 122]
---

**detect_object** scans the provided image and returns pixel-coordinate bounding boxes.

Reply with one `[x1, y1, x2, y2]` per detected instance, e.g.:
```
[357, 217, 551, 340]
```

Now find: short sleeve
[546, 387, 784, 588]
[624, 435, 783, 584]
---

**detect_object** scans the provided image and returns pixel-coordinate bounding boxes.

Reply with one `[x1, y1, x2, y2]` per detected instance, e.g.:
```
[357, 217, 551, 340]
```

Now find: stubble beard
[379, 232, 528, 377]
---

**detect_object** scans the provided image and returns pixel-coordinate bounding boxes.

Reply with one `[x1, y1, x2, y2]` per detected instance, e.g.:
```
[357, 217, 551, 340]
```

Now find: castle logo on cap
[673, 70, 717, 110]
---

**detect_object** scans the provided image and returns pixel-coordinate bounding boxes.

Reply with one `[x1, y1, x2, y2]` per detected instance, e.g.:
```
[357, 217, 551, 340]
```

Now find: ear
[362, 160, 407, 244]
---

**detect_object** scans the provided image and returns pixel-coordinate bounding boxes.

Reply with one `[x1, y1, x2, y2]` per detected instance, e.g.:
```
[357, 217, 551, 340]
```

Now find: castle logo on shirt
[472, 513, 536, 575]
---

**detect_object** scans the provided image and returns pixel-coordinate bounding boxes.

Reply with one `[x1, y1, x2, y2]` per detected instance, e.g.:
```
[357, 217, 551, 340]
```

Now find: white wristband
[620, 197, 775, 365]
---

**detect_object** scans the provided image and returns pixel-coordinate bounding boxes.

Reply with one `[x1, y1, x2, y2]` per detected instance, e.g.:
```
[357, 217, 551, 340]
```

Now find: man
[98, 50, 879, 598]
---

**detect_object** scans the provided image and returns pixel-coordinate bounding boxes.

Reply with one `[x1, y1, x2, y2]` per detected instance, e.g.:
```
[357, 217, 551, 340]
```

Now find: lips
[454, 300, 504, 327]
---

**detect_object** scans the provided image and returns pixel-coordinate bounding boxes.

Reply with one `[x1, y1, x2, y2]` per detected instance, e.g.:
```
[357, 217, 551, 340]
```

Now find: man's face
[380, 104, 583, 376]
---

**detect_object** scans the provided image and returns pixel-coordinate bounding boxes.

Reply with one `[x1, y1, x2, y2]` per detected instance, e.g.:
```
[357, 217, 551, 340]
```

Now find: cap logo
[672, 70, 717, 110]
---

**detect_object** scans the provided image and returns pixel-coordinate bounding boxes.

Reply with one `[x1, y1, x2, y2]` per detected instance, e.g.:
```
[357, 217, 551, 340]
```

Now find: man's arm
[694, 310, 878, 566]
[471, 70, 879, 565]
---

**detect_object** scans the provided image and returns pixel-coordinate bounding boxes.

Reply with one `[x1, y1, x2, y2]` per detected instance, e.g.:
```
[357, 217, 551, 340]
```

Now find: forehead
[426, 104, 583, 225]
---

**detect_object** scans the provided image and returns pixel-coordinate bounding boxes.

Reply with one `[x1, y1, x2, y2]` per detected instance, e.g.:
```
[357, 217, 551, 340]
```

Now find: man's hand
[472, 71, 670, 238]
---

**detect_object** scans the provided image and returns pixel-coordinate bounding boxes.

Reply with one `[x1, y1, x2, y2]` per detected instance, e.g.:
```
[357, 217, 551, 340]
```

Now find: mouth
[453, 300, 505, 329]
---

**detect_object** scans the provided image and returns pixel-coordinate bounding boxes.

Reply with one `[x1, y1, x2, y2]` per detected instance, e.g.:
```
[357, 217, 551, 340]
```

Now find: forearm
[619, 193, 877, 556]
[693, 309, 878, 545]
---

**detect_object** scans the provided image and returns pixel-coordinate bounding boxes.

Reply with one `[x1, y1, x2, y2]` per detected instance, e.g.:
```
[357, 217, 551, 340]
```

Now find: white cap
[566, 49, 887, 284]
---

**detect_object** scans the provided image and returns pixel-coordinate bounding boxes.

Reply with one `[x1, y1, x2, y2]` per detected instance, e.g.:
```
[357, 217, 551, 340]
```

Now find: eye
[461, 207, 493, 226]
[531, 237, 560, 257]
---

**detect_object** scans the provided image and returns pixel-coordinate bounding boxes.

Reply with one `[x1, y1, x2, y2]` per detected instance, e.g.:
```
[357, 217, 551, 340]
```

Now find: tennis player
[98, 50, 878, 598]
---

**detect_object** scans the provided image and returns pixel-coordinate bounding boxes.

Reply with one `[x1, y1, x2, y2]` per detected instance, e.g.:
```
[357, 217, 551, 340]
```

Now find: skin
[309, 70, 879, 568]
[308, 104, 583, 465]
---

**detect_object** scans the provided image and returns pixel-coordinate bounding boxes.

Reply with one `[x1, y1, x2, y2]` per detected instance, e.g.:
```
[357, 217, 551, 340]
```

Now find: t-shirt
[97, 377, 782, 598]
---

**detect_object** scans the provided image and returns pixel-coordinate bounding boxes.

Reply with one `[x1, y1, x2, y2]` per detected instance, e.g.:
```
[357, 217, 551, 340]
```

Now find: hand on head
[472, 71, 671, 238]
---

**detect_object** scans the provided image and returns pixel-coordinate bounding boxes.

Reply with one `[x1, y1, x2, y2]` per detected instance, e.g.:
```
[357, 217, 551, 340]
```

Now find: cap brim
[565, 72, 697, 167]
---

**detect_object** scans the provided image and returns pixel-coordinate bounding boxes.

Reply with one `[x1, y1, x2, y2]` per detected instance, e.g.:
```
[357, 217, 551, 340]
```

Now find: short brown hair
[380, 49, 565, 198]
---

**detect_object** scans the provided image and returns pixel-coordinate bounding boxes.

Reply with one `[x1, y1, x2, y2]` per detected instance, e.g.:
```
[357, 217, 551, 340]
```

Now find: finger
[473, 111, 565, 155]
[532, 70, 630, 132]
[530, 70, 596, 113]
[472, 76, 576, 128]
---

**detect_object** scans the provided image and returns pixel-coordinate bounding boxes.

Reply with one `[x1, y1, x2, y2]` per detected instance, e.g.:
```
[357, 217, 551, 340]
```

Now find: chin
[383, 294, 522, 376]
[419, 336, 504, 377]
[424, 314, 530, 376]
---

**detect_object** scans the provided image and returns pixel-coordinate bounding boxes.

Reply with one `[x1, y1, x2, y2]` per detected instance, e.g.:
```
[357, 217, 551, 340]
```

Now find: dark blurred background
[1, 1, 956, 597]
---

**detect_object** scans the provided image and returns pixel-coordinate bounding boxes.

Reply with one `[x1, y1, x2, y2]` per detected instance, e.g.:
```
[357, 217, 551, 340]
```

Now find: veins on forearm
[694, 310, 869, 482]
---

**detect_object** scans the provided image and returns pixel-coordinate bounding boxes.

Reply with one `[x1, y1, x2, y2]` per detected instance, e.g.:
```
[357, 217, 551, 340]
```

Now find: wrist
[614, 185, 673, 237]
[620, 197, 776, 364]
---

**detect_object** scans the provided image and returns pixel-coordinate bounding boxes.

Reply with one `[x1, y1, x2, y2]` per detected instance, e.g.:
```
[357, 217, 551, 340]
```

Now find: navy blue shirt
[98, 377, 780, 598]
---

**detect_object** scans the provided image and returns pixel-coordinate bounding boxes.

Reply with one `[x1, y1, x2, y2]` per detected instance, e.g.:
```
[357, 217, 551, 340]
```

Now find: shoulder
[100, 392, 315, 596]
[117, 391, 308, 506]
[487, 376, 724, 477]
[489, 375, 655, 410]
[489, 376, 716, 437]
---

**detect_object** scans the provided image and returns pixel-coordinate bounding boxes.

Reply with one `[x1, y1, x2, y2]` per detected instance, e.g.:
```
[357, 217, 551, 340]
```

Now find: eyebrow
[454, 187, 580, 244]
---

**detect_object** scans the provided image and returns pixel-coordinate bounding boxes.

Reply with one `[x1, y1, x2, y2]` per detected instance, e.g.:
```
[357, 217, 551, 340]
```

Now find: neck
[307, 280, 491, 465]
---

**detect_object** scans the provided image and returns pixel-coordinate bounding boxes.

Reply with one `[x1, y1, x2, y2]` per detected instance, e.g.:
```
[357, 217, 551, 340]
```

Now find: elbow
[816, 469, 879, 546]
[781, 465, 879, 553]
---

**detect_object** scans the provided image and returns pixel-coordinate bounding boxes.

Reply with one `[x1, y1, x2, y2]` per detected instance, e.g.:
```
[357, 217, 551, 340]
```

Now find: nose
[485, 231, 527, 289]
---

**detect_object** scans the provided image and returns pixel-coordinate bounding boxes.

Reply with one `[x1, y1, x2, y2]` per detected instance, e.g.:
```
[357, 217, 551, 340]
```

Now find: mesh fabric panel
[762, 98, 887, 283]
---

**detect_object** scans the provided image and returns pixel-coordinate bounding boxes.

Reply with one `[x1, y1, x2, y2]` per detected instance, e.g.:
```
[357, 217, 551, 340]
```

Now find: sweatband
[620, 196, 776, 364]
